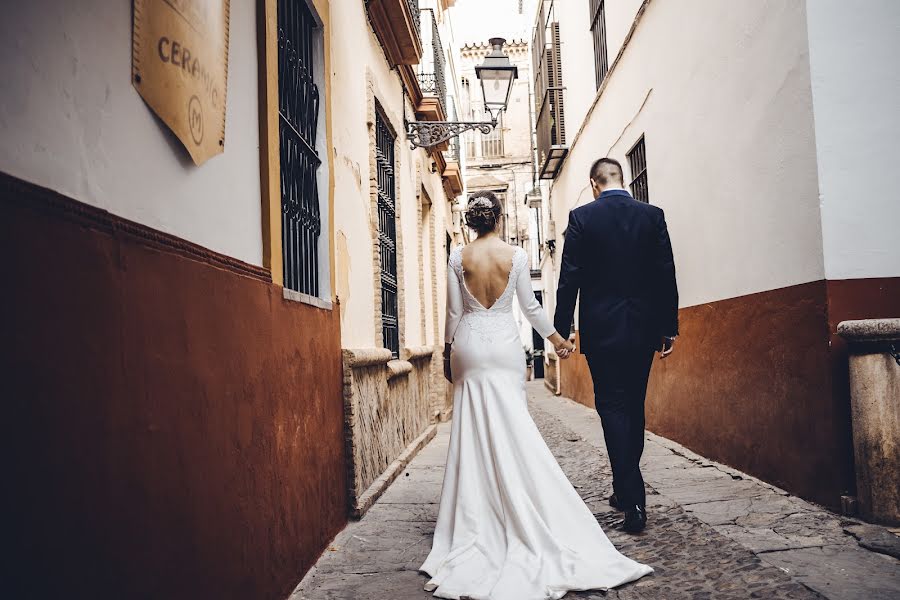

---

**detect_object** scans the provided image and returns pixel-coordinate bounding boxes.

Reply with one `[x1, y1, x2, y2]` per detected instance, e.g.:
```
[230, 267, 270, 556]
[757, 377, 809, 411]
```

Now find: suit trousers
[585, 349, 655, 509]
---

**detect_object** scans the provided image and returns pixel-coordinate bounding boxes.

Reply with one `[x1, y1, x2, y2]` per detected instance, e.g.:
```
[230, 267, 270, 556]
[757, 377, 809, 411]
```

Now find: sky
[451, 0, 538, 46]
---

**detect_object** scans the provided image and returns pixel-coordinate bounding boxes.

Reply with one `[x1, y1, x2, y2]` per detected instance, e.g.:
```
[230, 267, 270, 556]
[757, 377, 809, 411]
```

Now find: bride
[419, 192, 653, 600]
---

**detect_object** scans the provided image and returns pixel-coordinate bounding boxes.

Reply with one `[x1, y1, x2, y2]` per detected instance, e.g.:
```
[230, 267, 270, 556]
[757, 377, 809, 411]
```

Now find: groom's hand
[557, 340, 576, 360]
[659, 336, 675, 359]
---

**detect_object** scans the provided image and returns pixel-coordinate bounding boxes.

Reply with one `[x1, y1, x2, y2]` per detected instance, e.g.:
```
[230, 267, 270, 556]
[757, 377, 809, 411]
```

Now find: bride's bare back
[460, 238, 517, 310]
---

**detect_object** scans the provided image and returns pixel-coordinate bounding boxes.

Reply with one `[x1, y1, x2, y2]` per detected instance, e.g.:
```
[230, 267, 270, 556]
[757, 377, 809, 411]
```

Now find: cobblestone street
[293, 382, 900, 600]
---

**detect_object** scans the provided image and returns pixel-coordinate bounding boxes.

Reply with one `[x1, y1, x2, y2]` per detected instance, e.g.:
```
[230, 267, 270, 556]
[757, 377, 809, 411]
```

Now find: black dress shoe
[609, 493, 622, 511]
[622, 505, 647, 533]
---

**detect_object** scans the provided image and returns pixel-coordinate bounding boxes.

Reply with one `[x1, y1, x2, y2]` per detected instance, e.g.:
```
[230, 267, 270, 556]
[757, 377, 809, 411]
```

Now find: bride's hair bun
[465, 192, 502, 235]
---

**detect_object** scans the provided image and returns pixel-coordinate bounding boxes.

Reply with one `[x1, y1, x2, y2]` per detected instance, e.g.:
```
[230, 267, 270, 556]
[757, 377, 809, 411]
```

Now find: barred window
[278, 0, 322, 294]
[482, 113, 504, 158]
[589, 0, 609, 89]
[628, 136, 649, 203]
[375, 105, 400, 358]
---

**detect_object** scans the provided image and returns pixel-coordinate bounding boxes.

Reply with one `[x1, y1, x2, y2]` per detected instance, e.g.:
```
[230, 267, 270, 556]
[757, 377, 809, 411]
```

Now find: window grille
[589, 0, 609, 89]
[628, 136, 649, 203]
[278, 0, 321, 294]
[375, 106, 400, 358]
[482, 113, 504, 158]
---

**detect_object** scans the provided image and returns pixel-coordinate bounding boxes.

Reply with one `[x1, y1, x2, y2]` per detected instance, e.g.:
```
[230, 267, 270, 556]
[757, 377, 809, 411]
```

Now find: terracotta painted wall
[559, 282, 874, 509]
[643, 282, 850, 509]
[559, 332, 595, 410]
[2, 174, 347, 599]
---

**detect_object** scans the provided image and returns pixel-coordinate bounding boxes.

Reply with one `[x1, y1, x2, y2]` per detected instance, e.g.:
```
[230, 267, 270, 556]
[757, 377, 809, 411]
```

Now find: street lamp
[476, 38, 519, 122]
[406, 38, 519, 150]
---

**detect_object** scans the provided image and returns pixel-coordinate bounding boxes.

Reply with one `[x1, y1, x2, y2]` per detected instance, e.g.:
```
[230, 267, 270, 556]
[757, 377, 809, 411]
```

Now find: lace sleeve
[444, 248, 464, 343]
[514, 249, 556, 338]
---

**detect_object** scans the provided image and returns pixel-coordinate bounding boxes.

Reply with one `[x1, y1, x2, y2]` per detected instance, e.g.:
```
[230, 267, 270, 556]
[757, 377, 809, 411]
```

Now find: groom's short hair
[589, 158, 624, 185]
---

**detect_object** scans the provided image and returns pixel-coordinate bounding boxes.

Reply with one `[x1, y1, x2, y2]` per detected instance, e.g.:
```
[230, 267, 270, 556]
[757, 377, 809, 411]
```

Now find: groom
[553, 157, 678, 533]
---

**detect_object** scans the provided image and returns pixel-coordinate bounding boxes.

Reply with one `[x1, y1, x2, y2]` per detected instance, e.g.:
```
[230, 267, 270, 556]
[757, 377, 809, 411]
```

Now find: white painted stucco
[554, 0, 596, 147]
[806, 0, 900, 280]
[603, 0, 644, 67]
[0, 0, 263, 265]
[548, 0, 825, 308]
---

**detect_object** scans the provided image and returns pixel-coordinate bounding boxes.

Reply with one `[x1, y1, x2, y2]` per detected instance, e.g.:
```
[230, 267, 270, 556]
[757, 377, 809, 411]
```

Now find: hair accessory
[468, 197, 493, 210]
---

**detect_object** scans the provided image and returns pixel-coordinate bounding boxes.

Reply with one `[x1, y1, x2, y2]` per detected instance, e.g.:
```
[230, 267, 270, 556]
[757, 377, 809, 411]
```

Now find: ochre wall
[2, 174, 347, 599]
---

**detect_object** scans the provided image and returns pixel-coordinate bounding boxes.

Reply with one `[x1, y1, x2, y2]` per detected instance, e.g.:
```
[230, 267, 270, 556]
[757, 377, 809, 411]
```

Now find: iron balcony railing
[417, 8, 446, 115]
[407, 0, 421, 37]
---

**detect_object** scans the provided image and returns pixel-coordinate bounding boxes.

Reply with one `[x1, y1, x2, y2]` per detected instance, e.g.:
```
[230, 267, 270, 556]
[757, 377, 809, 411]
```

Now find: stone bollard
[837, 318, 900, 526]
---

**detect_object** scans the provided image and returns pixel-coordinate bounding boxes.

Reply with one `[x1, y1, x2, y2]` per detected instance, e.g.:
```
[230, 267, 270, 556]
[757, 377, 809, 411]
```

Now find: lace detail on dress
[451, 246, 527, 344]
[460, 311, 515, 345]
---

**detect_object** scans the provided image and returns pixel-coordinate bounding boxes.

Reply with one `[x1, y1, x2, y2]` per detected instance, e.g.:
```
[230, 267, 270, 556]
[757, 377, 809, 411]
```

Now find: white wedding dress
[419, 246, 653, 600]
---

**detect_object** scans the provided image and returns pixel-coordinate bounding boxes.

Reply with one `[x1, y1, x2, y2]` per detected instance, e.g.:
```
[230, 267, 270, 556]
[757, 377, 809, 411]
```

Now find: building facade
[534, 0, 900, 509]
[1, 0, 464, 596]
[332, 0, 463, 518]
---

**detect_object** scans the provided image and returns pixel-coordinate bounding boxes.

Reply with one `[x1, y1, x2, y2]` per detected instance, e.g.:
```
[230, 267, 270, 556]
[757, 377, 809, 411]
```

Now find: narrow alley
[294, 383, 900, 600]
[4, 0, 900, 598]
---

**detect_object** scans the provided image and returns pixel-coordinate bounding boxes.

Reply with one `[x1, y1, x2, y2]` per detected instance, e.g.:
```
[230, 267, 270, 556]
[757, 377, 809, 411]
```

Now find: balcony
[416, 9, 447, 124]
[535, 89, 567, 179]
[533, 1, 568, 179]
[366, 0, 422, 67]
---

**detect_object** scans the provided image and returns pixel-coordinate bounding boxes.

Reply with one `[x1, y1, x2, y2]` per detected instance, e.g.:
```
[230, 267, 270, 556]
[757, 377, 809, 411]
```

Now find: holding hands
[549, 331, 576, 360]
[556, 340, 576, 359]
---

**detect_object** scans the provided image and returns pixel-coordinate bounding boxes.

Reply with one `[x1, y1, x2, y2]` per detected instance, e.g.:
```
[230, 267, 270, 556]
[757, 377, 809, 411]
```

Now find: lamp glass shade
[478, 69, 515, 111]
[475, 38, 519, 120]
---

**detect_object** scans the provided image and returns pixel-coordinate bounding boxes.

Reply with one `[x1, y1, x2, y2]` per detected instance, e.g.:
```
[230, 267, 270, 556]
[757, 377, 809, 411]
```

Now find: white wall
[549, 0, 825, 308]
[329, 0, 392, 348]
[555, 0, 596, 145]
[604, 0, 645, 66]
[806, 0, 900, 280]
[0, 0, 263, 265]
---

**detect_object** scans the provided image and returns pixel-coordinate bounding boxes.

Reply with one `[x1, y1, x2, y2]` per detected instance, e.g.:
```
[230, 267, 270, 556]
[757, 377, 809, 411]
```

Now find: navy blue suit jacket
[552, 189, 678, 355]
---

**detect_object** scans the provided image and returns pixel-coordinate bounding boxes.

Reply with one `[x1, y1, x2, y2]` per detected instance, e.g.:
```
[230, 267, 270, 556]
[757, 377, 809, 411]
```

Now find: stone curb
[351, 423, 438, 519]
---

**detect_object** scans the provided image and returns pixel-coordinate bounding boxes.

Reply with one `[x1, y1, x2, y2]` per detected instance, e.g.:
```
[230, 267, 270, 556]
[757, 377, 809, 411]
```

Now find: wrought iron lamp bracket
[405, 119, 498, 150]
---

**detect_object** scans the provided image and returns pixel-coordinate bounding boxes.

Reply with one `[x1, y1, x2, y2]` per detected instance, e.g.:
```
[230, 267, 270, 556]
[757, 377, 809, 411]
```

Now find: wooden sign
[132, 0, 231, 165]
